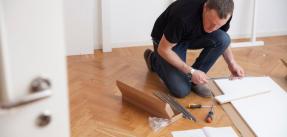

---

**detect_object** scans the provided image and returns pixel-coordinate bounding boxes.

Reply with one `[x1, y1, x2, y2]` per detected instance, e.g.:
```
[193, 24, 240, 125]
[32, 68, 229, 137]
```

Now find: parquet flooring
[68, 36, 287, 137]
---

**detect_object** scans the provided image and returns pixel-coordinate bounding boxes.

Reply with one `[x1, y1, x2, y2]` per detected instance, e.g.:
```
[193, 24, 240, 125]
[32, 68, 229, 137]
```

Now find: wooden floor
[68, 36, 287, 137]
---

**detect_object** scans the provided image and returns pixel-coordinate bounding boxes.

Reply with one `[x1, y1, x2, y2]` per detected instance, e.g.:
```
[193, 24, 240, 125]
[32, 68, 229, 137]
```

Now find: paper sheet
[203, 127, 238, 137]
[171, 129, 205, 137]
[172, 127, 238, 137]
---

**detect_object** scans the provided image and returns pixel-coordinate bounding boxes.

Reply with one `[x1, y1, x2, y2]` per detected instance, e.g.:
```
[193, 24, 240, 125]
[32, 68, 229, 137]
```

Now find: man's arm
[222, 47, 236, 65]
[158, 35, 208, 84]
[158, 35, 190, 74]
[222, 47, 245, 77]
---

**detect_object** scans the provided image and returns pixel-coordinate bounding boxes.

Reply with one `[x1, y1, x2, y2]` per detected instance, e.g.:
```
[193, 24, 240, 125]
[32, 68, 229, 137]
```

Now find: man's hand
[191, 70, 209, 84]
[223, 47, 245, 79]
[228, 62, 245, 79]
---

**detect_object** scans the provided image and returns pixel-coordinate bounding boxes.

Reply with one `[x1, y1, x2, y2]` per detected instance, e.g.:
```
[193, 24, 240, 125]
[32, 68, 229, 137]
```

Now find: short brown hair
[206, 0, 234, 19]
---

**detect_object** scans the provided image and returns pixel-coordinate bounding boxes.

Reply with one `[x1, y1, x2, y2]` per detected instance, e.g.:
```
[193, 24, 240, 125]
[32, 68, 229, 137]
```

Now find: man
[144, 0, 244, 98]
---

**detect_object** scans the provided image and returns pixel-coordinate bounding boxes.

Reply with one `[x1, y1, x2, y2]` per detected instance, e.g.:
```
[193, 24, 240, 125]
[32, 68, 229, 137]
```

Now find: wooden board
[214, 89, 270, 104]
[214, 77, 287, 137]
[116, 80, 175, 119]
[214, 77, 271, 104]
[210, 81, 256, 137]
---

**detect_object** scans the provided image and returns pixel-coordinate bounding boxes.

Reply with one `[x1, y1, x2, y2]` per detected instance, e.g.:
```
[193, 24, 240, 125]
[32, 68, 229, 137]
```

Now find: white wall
[107, 0, 287, 49]
[65, 0, 287, 55]
[229, 0, 287, 38]
[109, 0, 169, 48]
[64, 0, 96, 55]
[95, 0, 102, 50]
[0, 34, 5, 101]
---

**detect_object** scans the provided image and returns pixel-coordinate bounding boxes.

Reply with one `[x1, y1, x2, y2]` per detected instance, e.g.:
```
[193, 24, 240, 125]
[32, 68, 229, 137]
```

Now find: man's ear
[203, 3, 209, 12]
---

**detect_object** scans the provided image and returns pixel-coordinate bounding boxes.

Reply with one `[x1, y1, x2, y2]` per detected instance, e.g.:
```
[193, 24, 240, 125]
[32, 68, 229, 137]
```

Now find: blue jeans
[150, 30, 230, 98]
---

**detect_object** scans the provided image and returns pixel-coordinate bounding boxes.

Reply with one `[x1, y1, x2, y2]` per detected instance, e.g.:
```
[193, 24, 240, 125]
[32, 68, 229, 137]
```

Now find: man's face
[203, 5, 231, 33]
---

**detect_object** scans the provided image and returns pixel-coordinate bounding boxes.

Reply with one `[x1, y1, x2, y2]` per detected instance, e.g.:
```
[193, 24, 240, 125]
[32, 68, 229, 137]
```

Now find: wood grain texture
[116, 80, 175, 119]
[68, 36, 287, 137]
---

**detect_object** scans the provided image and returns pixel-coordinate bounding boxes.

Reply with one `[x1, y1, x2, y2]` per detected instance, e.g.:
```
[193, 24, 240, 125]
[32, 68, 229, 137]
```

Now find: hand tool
[205, 79, 217, 123]
[187, 104, 214, 109]
[205, 105, 214, 123]
[154, 91, 197, 122]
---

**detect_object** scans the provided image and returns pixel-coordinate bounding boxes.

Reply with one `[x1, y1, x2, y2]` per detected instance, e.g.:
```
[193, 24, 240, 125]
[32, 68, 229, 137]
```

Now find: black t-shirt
[151, 0, 231, 44]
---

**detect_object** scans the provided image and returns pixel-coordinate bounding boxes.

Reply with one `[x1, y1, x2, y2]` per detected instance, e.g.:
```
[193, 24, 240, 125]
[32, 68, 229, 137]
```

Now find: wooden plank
[116, 80, 175, 119]
[215, 77, 287, 137]
[211, 81, 256, 137]
[214, 90, 270, 104]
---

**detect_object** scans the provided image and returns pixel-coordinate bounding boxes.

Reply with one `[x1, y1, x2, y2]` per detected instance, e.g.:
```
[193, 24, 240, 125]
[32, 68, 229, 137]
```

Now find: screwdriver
[205, 105, 214, 123]
[187, 104, 214, 109]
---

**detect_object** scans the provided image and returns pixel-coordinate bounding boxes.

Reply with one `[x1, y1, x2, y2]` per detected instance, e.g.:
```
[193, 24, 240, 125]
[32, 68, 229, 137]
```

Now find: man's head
[203, 0, 234, 33]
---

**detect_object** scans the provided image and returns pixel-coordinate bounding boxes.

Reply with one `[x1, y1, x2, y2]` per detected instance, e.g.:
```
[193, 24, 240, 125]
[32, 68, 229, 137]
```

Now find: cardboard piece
[116, 80, 182, 120]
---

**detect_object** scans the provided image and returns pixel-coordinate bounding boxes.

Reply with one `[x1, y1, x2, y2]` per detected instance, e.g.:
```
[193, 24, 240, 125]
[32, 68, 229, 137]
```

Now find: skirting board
[110, 40, 265, 49]
[230, 41, 264, 48]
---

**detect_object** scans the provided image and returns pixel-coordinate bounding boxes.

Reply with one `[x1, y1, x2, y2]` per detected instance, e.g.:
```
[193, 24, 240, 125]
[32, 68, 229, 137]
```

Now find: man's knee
[213, 30, 231, 49]
[167, 82, 190, 98]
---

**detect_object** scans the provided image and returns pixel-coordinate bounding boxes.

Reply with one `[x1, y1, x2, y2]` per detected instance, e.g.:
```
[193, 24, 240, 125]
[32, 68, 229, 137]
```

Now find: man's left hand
[228, 62, 245, 79]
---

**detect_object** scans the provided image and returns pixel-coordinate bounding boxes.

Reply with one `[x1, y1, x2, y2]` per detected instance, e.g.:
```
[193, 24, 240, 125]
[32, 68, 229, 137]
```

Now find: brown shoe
[191, 84, 212, 98]
[144, 49, 154, 72]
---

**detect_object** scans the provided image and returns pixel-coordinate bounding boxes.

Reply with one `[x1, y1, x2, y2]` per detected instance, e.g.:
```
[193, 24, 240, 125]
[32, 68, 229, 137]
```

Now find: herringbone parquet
[68, 36, 287, 137]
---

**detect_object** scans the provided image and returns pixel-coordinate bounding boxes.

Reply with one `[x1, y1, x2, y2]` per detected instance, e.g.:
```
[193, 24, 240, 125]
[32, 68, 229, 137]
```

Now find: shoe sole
[144, 49, 153, 72]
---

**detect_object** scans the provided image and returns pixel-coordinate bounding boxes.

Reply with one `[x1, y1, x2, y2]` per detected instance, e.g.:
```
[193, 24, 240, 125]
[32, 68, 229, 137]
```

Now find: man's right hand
[157, 35, 209, 85]
[191, 70, 209, 85]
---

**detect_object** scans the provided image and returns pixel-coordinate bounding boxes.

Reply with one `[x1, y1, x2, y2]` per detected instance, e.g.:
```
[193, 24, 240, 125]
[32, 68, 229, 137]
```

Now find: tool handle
[188, 104, 202, 109]
[205, 111, 214, 123]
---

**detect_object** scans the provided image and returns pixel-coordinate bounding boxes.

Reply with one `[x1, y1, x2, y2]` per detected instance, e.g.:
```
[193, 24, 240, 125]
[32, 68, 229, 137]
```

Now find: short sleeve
[220, 16, 232, 32]
[163, 18, 185, 44]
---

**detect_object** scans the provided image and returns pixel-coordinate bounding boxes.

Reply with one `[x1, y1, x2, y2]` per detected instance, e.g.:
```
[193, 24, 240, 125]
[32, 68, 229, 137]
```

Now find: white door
[0, 0, 70, 137]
